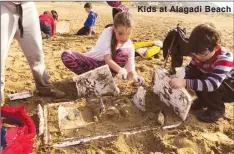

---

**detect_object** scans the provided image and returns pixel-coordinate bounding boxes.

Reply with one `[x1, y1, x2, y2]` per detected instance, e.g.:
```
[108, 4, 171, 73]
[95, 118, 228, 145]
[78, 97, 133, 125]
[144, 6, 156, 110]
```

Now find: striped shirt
[186, 46, 234, 92]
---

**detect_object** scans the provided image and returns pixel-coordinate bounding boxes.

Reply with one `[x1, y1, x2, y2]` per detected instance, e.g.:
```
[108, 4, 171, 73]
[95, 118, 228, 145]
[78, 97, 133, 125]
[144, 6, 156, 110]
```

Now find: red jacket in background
[39, 14, 56, 36]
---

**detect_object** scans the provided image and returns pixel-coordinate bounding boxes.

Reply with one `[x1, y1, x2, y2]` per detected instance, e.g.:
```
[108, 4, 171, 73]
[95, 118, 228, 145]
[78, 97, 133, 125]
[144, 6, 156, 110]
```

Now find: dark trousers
[105, 8, 122, 28]
[76, 27, 95, 35]
[112, 7, 122, 19]
[40, 22, 52, 36]
[185, 67, 234, 110]
[61, 49, 129, 75]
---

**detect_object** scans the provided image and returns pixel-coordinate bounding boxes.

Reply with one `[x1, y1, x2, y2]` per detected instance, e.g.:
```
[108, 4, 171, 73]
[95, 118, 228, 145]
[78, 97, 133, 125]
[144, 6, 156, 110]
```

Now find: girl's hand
[169, 78, 186, 89]
[118, 68, 128, 82]
[133, 75, 145, 86]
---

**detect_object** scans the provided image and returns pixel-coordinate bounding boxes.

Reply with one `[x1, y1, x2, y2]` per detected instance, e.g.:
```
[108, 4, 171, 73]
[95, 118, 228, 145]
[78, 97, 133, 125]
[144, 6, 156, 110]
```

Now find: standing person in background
[76, 3, 98, 36]
[39, 10, 58, 39]
[1, 2, 65, 104]
[105, 1, 129, 28]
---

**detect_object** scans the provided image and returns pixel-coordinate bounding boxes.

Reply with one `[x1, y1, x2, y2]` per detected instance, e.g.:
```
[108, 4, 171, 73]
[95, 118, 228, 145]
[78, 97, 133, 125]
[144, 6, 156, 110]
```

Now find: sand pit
[73, 65, 119, 98]
[3, 2, 234, 154]
[152, 68, 192, 120]
[41, 96, 167, 147]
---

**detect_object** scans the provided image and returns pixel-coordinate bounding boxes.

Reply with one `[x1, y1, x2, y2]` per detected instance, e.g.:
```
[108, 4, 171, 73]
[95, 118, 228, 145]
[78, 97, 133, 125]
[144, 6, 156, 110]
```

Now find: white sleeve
[93, 27, 112, 55]
[125, 42, 136, 73]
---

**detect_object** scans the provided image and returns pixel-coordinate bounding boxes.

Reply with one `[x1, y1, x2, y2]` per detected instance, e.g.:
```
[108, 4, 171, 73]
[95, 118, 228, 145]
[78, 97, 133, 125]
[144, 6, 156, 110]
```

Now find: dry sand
[3, 2, 234, 154]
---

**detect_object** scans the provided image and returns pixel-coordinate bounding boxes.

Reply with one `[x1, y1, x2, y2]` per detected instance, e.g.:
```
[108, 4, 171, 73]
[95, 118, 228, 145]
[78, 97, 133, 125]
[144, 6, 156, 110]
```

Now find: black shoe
[37, 88, 66, 99]
[196, 108, 225, 123]
[191, 98, 206, 110]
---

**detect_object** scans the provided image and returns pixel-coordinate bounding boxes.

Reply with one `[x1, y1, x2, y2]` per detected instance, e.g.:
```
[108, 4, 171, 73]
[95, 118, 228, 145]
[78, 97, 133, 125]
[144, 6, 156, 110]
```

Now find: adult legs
[1, 2, 21, 103]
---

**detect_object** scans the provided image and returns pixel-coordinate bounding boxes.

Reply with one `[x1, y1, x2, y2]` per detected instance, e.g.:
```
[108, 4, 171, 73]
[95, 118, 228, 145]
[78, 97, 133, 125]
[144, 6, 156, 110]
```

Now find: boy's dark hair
[84, 2, 92, 8]
[51, 10, 58, 21]
[188, 23, 221, 54]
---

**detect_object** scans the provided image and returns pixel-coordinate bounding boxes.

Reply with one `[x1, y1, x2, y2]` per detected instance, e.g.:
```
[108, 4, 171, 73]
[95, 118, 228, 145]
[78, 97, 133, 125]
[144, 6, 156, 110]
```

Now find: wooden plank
[52, 126, 158, 148]
[73, 65, 119, 98]
[37, 104, 44, 136]
[58, 105, 93, 130]
[132, 86, 146, 111]
[152, 68, 192, 121]
[43, 105, 49, 144]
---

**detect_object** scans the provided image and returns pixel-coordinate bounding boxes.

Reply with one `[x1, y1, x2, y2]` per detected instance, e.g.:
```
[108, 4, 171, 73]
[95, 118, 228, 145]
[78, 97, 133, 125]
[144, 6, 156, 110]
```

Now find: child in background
[62, 12, 144, 85]
[169, 23, 234, 123]
[39, 10, 58, 39]
[105, 1, 129, 28]
[77, 3, 98, 36]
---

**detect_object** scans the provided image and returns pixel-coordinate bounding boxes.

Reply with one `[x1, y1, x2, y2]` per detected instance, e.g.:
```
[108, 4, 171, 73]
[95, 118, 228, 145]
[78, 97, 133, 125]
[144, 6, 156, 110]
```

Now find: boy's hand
[169, 78, 186, 89]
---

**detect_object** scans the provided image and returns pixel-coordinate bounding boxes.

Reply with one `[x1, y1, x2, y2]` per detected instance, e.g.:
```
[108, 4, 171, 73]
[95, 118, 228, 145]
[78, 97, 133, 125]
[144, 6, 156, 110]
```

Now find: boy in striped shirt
[170, 23, 234, 123]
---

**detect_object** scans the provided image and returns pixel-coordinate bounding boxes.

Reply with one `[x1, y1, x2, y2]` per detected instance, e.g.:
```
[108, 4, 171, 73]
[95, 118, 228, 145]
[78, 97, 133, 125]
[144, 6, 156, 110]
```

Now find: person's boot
[37, 88, 66, 99]
[191, 98, 207, 110]
[196, 108, 225, 123]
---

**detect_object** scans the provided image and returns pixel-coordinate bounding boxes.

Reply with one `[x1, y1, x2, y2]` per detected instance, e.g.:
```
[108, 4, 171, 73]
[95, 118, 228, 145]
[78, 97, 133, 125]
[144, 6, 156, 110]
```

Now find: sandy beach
[3, 2, 234, 154]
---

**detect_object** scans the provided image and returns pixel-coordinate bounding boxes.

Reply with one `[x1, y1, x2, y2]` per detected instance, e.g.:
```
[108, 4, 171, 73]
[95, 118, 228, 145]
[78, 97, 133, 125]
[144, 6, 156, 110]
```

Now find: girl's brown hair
[51, 10, 58, 21]
[188, 23, 221, 54]
[110, 12, 134, 57]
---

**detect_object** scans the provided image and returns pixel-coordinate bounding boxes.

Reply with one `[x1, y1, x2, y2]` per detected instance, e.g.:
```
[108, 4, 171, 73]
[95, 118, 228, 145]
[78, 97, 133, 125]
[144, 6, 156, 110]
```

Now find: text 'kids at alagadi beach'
[138, 5, 232, 14]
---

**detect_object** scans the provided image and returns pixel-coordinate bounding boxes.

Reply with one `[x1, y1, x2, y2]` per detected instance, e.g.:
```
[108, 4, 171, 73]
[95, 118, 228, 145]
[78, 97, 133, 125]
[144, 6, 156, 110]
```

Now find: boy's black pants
[185, 67, 234, 110]
[77, 27, 95, 35]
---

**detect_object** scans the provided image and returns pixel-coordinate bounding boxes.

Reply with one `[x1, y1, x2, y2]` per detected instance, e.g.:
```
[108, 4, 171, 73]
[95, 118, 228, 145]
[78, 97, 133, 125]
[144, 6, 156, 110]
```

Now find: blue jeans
[40, 21, 52, 38]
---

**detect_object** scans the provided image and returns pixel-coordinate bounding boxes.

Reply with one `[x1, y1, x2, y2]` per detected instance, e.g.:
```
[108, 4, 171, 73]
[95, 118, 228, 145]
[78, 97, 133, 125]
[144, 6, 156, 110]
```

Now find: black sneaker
[37, 88, 66, 99]
[196, 108, 225, 123]
[191, 98, 206, 110]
